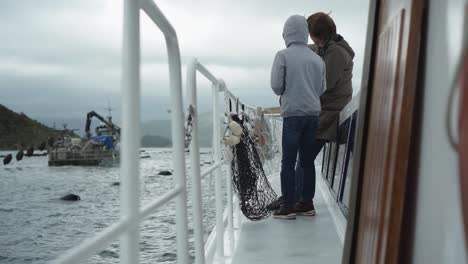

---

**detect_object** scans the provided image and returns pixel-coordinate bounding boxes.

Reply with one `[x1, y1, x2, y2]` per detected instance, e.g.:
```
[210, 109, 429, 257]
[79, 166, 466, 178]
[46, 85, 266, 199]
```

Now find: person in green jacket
[294, 12, 355, 213]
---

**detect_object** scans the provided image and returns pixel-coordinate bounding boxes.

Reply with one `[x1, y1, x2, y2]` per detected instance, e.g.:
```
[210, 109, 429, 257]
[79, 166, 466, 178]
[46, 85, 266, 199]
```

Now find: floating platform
[48, 150, 118, 166]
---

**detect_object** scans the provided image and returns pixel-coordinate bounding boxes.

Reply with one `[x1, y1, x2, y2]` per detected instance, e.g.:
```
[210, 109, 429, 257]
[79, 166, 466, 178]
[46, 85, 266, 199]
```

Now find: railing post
[224, 92, 235, 254]
[138, 2, 189, 262]
[236, 197, 242, 230]
[212, 81, 225, 260]
[226, 161, 235, 253]
[187, 58, 206, 264]
[121, 0, 141, 263]
[165, 41, 190, 264]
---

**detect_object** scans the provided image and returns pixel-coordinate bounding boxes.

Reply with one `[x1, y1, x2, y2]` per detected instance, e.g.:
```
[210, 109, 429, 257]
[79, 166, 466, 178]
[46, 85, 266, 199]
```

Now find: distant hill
[141, 120, 172, 141]
[141, 112, 217, 147]
[38, 117, 88, 137]
[0, 104, 59, 150]
[141, 135, 172, 147]
[35, 111, 219, 148]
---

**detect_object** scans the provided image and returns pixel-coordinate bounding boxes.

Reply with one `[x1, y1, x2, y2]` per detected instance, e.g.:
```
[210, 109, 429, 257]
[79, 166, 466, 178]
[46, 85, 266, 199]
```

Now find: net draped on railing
[226, 113, 278, 221]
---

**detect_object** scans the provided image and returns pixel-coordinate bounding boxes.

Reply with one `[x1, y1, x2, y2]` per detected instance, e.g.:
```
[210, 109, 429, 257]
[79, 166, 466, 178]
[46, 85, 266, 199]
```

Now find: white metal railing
[52, 0, 189, 263]
[187, 57, 222, 264]
[52, 1, 257, 264]
[186, 58, 254, 264]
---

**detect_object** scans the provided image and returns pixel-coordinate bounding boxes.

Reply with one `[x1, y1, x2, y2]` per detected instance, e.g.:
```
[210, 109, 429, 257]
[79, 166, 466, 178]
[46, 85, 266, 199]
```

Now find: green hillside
[141, 135, 172, 147]
[0, 104, 59, 150]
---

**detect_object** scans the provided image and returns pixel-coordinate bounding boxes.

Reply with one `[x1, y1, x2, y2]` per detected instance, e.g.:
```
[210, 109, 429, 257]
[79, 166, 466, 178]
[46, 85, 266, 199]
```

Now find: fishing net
[250, 111, 274, 164]
[228, 114, 277, 221]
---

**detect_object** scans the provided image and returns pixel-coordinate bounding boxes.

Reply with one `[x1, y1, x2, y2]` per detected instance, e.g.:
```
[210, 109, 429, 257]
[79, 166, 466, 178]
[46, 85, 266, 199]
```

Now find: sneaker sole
[272, 213, 296, 220]
[297, 210, 316, 216]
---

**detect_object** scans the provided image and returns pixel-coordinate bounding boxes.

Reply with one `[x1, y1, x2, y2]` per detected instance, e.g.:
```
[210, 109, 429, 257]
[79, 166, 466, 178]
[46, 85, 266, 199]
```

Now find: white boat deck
[231, 167, 345, 264]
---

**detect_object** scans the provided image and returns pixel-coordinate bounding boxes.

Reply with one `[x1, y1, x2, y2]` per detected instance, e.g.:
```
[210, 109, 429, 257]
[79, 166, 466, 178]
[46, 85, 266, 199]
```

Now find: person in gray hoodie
[270, 14, 326, 219]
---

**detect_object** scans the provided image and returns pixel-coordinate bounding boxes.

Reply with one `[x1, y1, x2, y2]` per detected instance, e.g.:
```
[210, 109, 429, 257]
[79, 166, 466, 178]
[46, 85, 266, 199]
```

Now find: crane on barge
[48, 110, 120, 166]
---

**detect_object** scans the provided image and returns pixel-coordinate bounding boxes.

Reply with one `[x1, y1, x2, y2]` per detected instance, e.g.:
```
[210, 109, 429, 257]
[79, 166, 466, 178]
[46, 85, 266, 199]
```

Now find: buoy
[26, 146, 34, 157]
[60, 194, 81, 201]
[38, 142, 46, 151]
[16, 150, 24, 161]
[228, 121, 243, 136]
[158, 170, 172, 176]
[3, 154, 12, 165]
[223, 135, 241, 146]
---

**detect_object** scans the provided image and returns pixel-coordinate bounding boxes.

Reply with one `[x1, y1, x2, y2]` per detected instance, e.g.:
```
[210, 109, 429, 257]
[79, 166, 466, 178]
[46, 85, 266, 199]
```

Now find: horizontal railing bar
[140, 0, 177, 40]
[191, 58, 256, 112]
[196, 63, 218, 85]
[223, 89, 256, 112]
[201, 160, 226, 179]
[52, 186, 184, 264]
[222, 89, 239, 106]
[264, 113, 281, 117]
[140, 185, 183, 219]
[339, 91, 360, 125]
[192, 58, 254, 111]
[51, 218, 132, 264]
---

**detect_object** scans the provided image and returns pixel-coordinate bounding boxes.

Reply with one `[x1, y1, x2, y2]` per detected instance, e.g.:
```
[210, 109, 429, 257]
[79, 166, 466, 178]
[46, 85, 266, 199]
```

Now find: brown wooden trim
[349, 0, 426, 263]
[397, 3, 428, 263]
[355, 10, 406, 263]
[387, 2, 425, 262]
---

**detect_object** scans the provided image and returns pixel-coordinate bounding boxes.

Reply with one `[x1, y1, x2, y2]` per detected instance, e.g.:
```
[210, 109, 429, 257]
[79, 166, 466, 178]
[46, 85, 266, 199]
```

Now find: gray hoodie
[270, 15, 326, 117]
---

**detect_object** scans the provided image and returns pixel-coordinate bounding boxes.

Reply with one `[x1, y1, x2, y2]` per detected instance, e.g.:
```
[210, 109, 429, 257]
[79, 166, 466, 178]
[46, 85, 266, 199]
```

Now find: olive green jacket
[310, 35, 354, 141]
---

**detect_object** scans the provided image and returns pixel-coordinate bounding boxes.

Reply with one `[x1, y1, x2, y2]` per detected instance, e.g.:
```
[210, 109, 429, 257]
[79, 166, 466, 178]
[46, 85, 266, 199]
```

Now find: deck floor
[231, 170, 343, 264]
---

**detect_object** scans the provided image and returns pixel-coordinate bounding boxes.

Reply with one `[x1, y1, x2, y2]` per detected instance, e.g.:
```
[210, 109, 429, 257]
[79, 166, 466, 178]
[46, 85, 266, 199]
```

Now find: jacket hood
[283, 15, 308, 47]
[331, 35, 355, 58]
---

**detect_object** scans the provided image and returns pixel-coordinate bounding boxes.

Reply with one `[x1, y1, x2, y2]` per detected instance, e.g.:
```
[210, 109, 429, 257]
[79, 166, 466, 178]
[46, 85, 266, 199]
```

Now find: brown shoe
[295, 201, 316, 216]
[273, 206, 296, 220]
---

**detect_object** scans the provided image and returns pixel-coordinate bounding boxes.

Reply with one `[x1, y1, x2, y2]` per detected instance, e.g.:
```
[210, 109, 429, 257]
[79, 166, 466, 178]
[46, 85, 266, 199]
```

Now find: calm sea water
[0, 148, 224, 264]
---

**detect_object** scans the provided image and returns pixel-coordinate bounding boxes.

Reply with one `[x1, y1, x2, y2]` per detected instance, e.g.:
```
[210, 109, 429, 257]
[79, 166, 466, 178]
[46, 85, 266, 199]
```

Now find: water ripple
[99, 250, 119, 259]
[0, 148, 221, 264]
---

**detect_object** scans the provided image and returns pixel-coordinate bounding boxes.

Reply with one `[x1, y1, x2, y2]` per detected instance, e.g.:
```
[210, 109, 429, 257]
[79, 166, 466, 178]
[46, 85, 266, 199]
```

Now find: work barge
[48, 111, 120, 166]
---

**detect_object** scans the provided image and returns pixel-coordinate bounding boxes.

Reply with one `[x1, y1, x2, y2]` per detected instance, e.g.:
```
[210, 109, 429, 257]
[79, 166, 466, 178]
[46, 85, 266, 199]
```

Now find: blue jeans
[295, 140, 325, 202]
[280, 116, 319, 208]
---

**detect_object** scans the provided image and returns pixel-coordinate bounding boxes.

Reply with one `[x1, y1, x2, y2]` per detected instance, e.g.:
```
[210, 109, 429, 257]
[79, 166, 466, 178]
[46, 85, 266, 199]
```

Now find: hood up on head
[283, 15, 309, 47]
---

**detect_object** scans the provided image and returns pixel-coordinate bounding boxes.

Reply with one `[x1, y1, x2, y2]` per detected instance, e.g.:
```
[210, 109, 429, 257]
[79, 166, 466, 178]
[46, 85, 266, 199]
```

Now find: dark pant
[295, 140, 325, 202]
[280, 116, 319, 208]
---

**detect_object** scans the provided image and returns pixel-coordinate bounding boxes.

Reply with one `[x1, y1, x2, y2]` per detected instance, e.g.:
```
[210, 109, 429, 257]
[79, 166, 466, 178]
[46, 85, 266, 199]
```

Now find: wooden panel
[355, 10, 404, 264]
[352, 0, 425, 263]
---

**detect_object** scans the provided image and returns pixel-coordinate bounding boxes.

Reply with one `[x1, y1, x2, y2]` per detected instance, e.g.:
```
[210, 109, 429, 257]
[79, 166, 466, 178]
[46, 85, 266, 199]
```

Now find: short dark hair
[307, 12, 337, 42]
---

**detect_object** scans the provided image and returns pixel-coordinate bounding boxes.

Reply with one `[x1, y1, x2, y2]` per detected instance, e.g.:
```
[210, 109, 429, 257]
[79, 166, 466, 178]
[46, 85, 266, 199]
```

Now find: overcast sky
[0, 0, 370, 121]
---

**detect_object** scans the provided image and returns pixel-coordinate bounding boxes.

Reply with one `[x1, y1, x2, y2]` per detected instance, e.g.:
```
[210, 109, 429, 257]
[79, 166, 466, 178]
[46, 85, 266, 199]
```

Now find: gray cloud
[0, 0, 370, 123]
